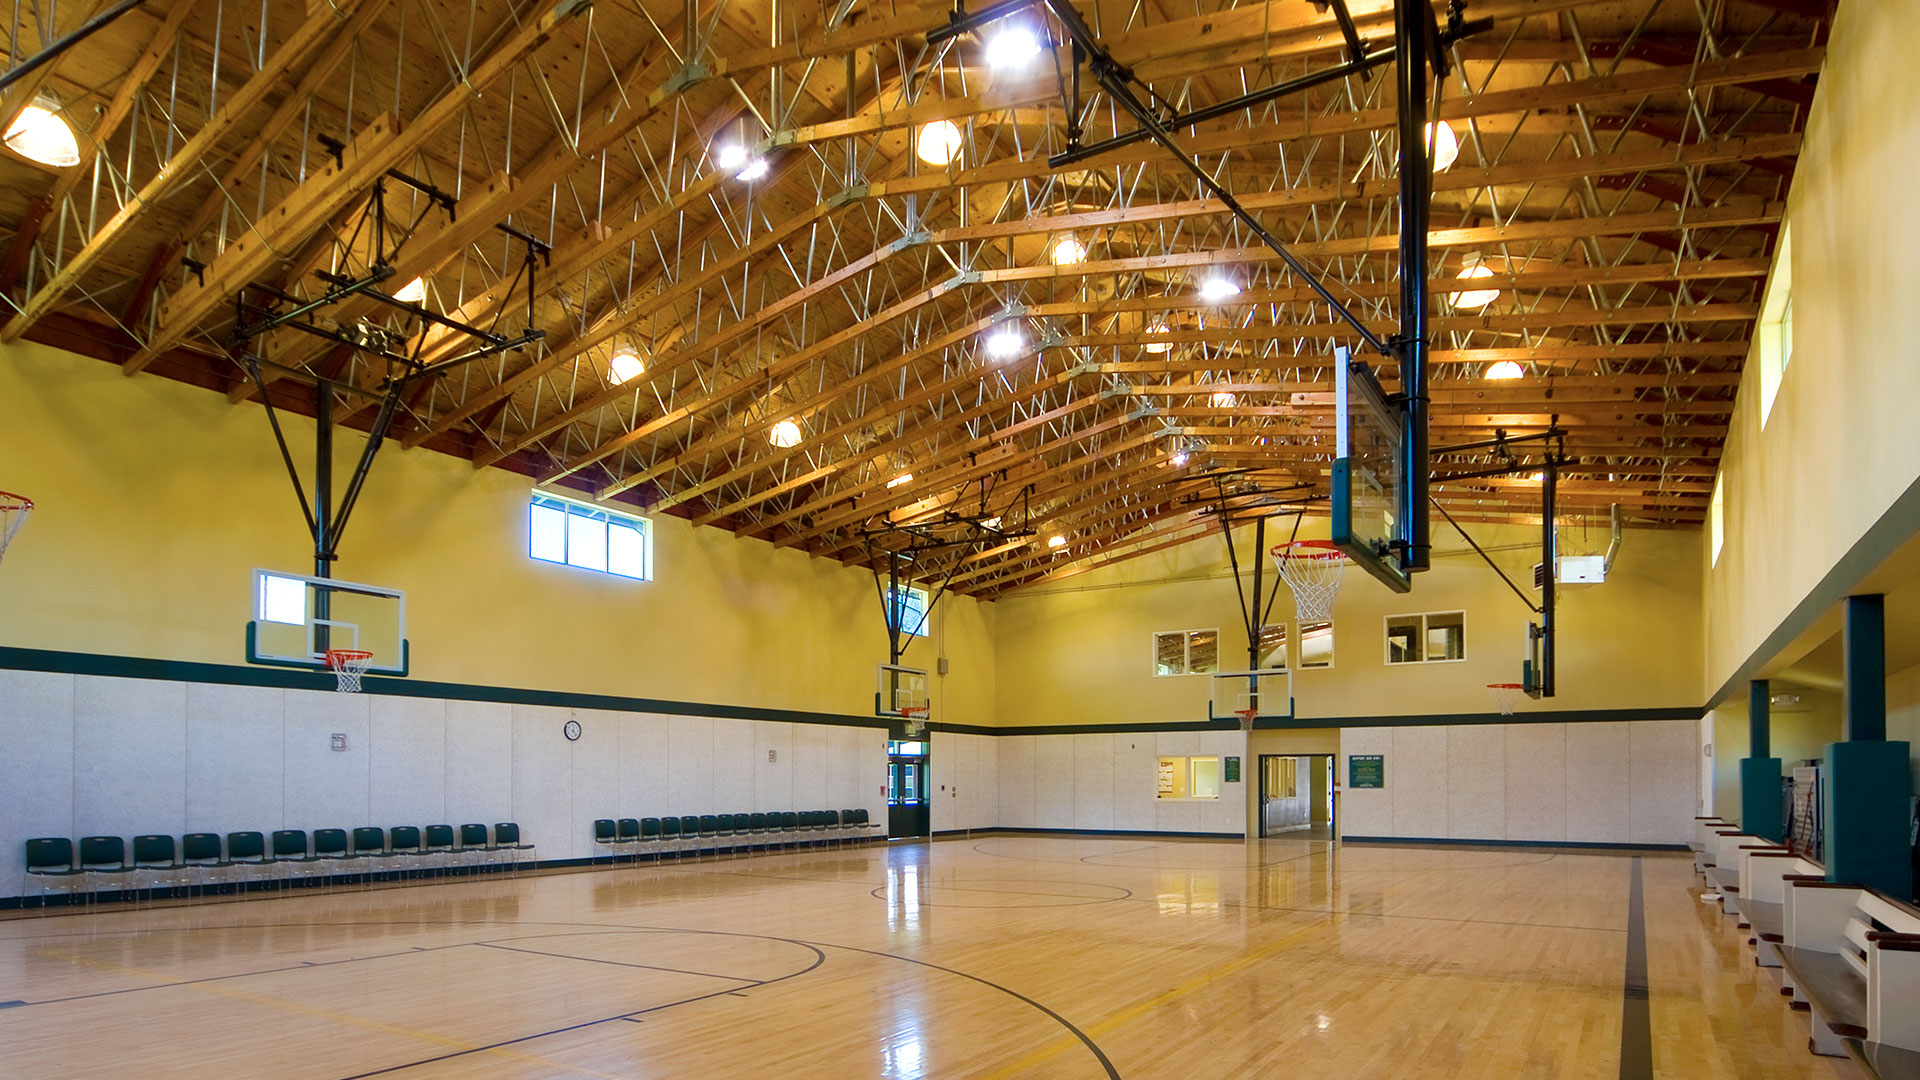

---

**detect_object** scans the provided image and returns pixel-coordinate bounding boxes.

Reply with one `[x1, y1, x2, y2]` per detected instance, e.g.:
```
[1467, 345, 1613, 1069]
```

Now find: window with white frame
[529, 493, 651, 580]
[1385, 611, 1466, 664]
[888, 583, 931, 637]
[1758, 224, 1794, 427]
[1257, 623, 1288, 669]
[1710, 473, 1726, 567]
[1153, 628, 1220, 676]
[1156, 756, 1222, 799]
[1298, 621, 1334, 668]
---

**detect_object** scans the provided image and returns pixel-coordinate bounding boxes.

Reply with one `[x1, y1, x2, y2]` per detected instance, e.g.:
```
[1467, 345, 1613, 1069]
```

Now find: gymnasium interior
[1, 0, 1916, 1076]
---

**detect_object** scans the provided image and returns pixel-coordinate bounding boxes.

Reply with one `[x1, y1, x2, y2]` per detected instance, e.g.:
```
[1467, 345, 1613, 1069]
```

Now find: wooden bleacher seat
[1776, 879, 1920, 1075]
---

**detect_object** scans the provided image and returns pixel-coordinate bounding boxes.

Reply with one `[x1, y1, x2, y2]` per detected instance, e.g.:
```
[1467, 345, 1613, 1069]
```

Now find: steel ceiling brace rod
[1038, 0, 1391, 358]
[0, 0, 146, 94]
[1047, 47, 1403, 169]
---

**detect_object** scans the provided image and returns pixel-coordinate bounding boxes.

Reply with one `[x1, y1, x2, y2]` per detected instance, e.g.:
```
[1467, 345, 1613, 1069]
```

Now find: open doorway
[1259, 754, 1335, 840]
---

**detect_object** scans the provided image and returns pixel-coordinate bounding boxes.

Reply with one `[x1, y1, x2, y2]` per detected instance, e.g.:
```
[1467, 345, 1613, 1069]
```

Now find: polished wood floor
[0, 837, 1863, 1079]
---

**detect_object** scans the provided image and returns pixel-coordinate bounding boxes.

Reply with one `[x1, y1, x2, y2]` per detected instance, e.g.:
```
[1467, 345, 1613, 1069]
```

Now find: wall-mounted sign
[1349, 755, 1385, 789]
[1156, 759, 1176, 796]
[1224, 756, 1241, 783]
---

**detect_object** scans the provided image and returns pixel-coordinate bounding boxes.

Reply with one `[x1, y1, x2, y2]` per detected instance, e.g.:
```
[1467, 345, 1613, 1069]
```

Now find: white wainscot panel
[1032, 736, 1076, 829]
[1071, 733, 1116, 830]
[1564, 723, 1630, 844]
[1390, 726, 1450, 839]
[186, 682, 286, 837]
[997, 737, 1037, 829]
[1629, 720, 1699, 846]
[1110, 735, 1158, 832]
[368, 696, 447, 827]
[1503, 723, 1567, 842]
[0, 670, 75, 885]
[568, 709, 620, 856]
[444, 699, 512, 827]
[283, 687, 373, 830]
[74, 676, 188, 839]
[616, 712, 672, 820]
[710, 718, 756, 812]
[1337, 727, 1394, 839]
[510, 704, 576, 857]
[667, 714, 717, 815]
[1445, 725, 1506, 841]
[751, 721, 794, 813]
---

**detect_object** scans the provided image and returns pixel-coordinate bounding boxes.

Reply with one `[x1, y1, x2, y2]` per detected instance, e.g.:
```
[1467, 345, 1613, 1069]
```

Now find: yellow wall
[1707, 691, 1842, 819]
[0, 340, 996, 723]
[1887, 663, 1920, 791]
[1704, 0, 1920, 694]
[994, 515, 1703, 729]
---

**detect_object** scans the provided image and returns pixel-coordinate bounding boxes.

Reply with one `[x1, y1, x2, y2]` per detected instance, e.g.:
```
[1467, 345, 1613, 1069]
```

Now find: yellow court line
[978, 916, 1335, 1080]
[53, 950, 638, 1079]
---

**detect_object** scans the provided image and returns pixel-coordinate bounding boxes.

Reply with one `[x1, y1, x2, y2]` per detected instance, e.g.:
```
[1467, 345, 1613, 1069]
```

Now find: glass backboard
[1332, 347, 1412, 592]
[247, 569, 409, 675]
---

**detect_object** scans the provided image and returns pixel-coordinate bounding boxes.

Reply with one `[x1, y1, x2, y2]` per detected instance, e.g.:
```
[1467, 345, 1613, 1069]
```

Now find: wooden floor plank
[0, 838, 1866, 1079]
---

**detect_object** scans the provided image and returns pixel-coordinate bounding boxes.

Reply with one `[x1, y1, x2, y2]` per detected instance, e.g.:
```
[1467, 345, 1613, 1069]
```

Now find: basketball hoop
[1234, 707, 1260, 732]
[0, 491, 33, 565]
[1271, 540, 1346, 621]
[1487, 683, 1526, 717]
[326, 649, 374, 693]
[901, 705, 928, 737]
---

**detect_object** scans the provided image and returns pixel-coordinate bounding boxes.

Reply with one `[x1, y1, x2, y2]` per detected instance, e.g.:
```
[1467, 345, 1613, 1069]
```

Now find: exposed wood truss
[0, 0, 1825, 597]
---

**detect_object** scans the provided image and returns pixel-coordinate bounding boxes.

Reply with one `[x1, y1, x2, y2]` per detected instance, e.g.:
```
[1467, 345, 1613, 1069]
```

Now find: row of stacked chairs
[22, 823, 536, 906]
[592, 809, 879, 861]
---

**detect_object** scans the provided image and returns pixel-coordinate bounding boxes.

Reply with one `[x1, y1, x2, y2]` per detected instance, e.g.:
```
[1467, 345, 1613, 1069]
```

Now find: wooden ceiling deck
[0, 0, 1828, 596]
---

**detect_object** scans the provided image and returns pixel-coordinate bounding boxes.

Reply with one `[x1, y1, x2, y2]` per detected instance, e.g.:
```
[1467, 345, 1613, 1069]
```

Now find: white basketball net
[327, 650, 374, 693]
[0, 492, 32, 564]
[1273, 544, 1346, 621]
[1487, 684, 1525, 717]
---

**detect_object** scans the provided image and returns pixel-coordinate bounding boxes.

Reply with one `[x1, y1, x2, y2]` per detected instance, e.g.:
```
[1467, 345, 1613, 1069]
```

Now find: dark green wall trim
[1253, 706, 1703, 729]
[0, 646, 895, 731]
[0, 645, 1701, 736]
[945, 706, 1702, 737]
[1340, 835, 1690, 853]
[1708, 467, 1920, 709]
[933, 826, 1244, 840]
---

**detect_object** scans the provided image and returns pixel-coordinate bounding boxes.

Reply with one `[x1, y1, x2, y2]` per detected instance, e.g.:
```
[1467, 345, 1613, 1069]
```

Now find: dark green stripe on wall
[0, 645, 1702, 735]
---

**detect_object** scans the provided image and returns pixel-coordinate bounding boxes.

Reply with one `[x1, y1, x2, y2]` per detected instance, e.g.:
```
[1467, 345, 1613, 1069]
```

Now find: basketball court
[1, 0, 1915, 1076]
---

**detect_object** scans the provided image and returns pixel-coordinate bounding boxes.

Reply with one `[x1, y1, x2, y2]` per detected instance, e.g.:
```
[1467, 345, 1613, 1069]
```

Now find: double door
[887, 741, 930, 838]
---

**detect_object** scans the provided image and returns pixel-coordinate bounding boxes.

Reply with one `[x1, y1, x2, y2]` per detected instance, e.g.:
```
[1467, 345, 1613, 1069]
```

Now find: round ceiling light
[985, 326, 1024, 360]
[610, 349, 646, 385]
[1210, 391, 1237, 408]
[1485, 360, 1525, 380]
[4, 101, 79, 168]
[1049, 235, 1086, 266]
[915, 120, 963, 165]
[1144, 323, 1174, 353]
[1452, 264, 1500, 310]
[713, 143, 749, 171]
[393, 277, 427, 304]
[769, 418, 803, 448]
[736, 157, 770, 182]
[985, 25, 1043, 68]
[1426, 120, 1459, 172]
[1198, 276, 1241, 303]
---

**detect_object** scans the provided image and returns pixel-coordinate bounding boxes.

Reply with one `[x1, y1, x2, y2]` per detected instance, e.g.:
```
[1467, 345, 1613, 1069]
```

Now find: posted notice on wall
[1349, 754, 1385, 789]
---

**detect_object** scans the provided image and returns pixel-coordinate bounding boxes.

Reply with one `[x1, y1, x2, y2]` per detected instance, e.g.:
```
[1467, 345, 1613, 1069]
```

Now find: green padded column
[1741, 758, 1785, 842]
[1740, 680, 1782, 841]
[1823, 740, 1914, 897]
